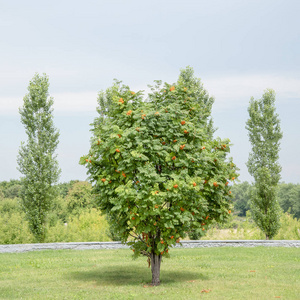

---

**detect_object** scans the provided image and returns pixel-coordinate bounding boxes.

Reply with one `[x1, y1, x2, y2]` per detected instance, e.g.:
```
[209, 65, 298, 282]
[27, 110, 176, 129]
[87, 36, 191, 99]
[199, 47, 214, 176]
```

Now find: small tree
[81, 67, 238, 285]
[246, 89, 283, 239]
[17, 73, 60, 242]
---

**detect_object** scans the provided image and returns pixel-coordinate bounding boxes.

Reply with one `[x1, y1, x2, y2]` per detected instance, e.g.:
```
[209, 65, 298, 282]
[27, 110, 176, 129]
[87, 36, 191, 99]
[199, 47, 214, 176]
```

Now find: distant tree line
[231, 181, 300, 219]
[1, 179, 299, 220]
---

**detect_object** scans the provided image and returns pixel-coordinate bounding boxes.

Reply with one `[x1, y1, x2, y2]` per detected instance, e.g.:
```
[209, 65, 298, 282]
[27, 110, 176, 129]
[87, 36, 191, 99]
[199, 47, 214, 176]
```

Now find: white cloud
[52, 91, 98, 113]
[202, 74, 300, 111]
[0, 91, 99, 115]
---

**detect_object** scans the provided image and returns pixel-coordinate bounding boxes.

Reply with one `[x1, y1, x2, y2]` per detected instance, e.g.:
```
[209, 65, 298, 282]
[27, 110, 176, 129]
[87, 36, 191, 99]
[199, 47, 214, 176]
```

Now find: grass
[0, 247, 299, 299]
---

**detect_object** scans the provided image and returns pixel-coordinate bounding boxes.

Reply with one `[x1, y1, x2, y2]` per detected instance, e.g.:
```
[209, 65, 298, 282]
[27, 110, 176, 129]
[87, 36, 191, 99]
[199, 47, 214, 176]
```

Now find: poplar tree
[246, 89, 283, 239]
[18, 73, 60, 242]
[81, 67, 238, 285]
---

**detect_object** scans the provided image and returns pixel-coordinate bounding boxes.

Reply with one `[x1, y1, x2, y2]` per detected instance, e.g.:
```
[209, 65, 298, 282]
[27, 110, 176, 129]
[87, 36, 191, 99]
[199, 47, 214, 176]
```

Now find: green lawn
[0, 247, 299, 299]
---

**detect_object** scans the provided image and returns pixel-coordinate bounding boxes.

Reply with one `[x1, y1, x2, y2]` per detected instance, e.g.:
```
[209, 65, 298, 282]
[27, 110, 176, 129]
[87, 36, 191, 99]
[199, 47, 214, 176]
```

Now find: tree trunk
[150, 253, 162, 286]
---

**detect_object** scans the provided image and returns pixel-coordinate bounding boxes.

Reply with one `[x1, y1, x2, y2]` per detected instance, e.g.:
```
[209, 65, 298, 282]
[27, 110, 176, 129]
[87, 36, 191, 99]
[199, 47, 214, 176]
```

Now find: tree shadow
[69, 265, 208, 286]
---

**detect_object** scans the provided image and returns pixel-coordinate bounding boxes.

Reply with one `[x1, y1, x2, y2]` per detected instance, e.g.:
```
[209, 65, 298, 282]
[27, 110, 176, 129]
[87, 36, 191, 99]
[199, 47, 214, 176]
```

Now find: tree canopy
[81, 67, 238, 285]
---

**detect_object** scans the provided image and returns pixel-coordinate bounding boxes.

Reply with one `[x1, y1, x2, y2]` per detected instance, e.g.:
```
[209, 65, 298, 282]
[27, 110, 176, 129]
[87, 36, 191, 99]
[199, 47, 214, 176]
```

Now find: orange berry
[155, 111, 159, 115]
[173, 139, 177, 143]
[155, 205, 159, 209]
[126, 110, 132, 116]
[181, 120, 186, 125]
[161, 251, 164, 255]
[228, 210, 231, 214]
[176, 239, 180, 243]
[229, 191, 232, 194]
[132, 217, 135, 220]
[136, 181, 139, 184]
[119, 98, 124, 103]
[101, 178, 106, 182]
[154, 222, 157, 226]
[162, 141, 166, 145]
[160, 240, 164, 244]
[193, 182, 196, 187]
[180, 207, 185, 212]
[130, 91, 135, 95]
[170, 86, 175, 91]
[191, 212, 195, 215]
[170, 236, 174, 239]
[202, 228, 205, 231]
[225, 182, 229, 186]
[116, 149, 120, 153]
[201, 223, 205, 226]
[184, 130, 188, 134]
[201, 146, 205, 150]
[122, 172, 126, 178]
[85, 159, 89, 162]
[136, 127, 140, 132]
[173, 184, 178, 188]
[213, 182, 218, 187]
[115, 170, 120, 173]
[109, 181, 112, 183]
[206, 216, 209, 220]
[117, 134, 121, 138]
[180, 144, 185, 150]
[172, 156, 176, 160]
[232, 177, 235, 180]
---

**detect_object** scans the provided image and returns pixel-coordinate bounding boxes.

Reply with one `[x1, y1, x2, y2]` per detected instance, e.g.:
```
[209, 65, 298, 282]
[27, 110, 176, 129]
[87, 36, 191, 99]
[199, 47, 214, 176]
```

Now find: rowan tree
[18, 73, 60, 242]
[246, 89, 283, 239]
[81, 67, 238, 286]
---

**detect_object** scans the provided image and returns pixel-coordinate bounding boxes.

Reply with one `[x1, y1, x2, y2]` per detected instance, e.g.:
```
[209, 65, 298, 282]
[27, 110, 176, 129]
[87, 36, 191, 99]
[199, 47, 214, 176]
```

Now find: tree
[246, 89, 283, 239]
[231, 181, 252, 216]
[17, 73, 60, 242]
[278, 183, 300, 219]
[81, 67, 238, 286]
[65, 181, 96, 215]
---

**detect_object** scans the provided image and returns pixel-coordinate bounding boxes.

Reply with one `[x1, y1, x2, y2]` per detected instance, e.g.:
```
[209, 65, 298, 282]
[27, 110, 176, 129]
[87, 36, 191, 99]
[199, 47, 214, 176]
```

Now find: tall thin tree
[18, 73, 60, 242]
[246, 89, 283, 239]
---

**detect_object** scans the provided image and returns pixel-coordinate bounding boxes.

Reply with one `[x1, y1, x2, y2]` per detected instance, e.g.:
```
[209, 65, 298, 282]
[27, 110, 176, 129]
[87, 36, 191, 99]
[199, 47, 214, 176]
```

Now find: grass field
[0, 247, 299, 299]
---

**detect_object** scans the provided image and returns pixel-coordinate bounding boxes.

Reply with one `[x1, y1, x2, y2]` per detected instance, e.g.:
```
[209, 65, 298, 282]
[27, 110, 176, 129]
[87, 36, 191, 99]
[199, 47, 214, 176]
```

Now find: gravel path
[1, 240, 299, 253]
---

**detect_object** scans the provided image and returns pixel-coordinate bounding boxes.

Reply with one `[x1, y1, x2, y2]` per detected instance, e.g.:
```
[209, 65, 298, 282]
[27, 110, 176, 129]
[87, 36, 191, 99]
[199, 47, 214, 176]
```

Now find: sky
[0, 0, 299, 184]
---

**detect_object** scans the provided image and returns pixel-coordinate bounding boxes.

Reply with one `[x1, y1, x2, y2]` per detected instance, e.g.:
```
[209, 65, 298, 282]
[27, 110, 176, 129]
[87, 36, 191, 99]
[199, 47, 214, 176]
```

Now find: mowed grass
[0, 247, 299, 299]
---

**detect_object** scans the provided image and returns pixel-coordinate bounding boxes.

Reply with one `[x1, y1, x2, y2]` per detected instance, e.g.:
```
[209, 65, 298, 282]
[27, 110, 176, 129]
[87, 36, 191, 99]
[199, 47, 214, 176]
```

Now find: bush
[0, 211, 34, 244]
[45, 208, 110, 242]
[274, 212, 300, 240]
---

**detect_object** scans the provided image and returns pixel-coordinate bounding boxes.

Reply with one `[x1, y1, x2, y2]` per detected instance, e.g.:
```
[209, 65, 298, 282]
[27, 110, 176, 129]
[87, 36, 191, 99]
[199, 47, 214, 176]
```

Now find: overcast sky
[0, 0, 299, 184]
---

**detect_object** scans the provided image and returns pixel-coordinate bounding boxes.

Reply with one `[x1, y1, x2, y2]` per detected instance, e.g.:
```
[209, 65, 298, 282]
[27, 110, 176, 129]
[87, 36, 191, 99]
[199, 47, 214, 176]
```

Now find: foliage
[231, 181, 252, 216]
[0, 179, 21, 199]
[81, 67, 238, 285]
[17, 73, 61, 242]
[246, 89, 283, 239]
[274, 212, 300, 240]
[0, 211, 34, 244]
[65, 181, 96, 215]
[45, 208, 110, 243]
[56, 180, 79, 198]
[203, 211, 300, 240]
[278, 183, 300, 219]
